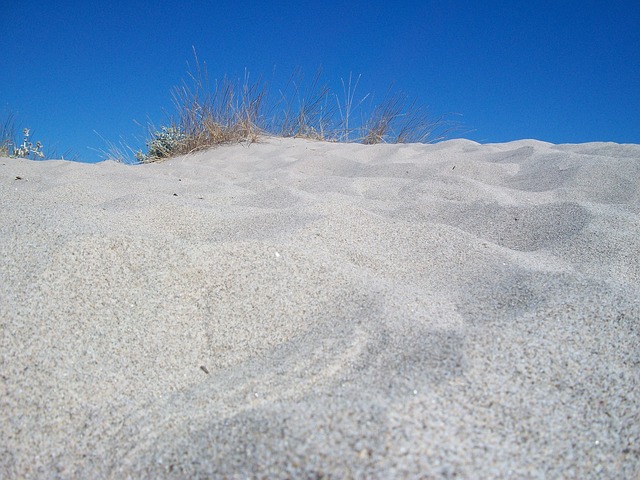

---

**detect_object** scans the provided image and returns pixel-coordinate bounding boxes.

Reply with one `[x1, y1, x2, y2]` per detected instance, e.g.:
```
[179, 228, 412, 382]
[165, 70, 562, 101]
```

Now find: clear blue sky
[2, 0, 639, 162]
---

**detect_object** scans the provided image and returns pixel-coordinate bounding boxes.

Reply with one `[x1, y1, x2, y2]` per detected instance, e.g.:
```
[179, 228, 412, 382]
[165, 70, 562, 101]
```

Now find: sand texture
[1, 137, 639, 478]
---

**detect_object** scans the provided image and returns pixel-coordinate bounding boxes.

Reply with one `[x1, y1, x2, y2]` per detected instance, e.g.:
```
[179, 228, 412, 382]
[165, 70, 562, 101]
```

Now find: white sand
[1, 137, 639, 478]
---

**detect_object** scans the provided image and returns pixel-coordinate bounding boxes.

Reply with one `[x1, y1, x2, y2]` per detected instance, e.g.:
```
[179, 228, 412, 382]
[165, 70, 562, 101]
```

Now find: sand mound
[1, 138, 638, 477]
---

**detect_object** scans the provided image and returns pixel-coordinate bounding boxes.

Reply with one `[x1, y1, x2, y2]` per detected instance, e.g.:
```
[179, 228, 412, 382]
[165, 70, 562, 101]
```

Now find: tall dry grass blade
[336, 73, 369, 142]
[0, 111, 16, 157]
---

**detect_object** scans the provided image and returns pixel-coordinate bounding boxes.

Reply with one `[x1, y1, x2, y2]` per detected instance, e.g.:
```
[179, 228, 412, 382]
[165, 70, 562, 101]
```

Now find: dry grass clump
[0, 112, 14, 157]
[171, 63, 266, 150]
[129, 51, 457, 164]
[271, 68, 335, 140]
[362, 90, 453, 144]
[135, 52, 267, 163]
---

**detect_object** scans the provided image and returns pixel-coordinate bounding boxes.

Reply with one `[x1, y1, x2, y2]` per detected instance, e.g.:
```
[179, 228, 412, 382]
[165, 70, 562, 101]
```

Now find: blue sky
[1, 0, 639, 162]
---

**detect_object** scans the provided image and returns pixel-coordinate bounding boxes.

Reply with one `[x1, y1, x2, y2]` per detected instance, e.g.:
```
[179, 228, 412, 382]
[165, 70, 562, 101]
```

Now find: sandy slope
[1, 137, 639, 478]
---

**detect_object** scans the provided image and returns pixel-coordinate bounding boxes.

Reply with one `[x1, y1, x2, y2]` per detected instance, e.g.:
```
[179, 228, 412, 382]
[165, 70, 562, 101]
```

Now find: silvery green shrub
[135, 126, 186, 163]
[4, 128, 44, 159]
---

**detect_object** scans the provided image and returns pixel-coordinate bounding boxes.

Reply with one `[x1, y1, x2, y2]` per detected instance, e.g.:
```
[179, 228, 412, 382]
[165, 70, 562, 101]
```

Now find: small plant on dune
[1, 114, 45, 159]
[135, 125, 187, 163]
[13, 128, 45, 159]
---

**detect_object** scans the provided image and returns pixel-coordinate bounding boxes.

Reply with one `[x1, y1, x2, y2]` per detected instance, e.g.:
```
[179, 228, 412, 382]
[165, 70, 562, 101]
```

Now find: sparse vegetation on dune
[129, 51, 457, 164]
[3, 53, 457, 164]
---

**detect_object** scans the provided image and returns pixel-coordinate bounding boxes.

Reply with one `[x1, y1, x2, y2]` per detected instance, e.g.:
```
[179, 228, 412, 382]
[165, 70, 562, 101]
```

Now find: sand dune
[1, 137, 639, 478]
